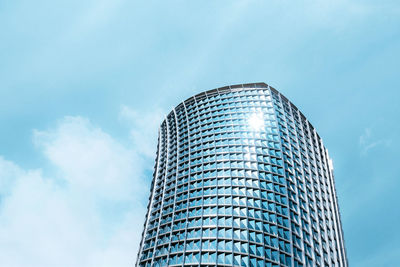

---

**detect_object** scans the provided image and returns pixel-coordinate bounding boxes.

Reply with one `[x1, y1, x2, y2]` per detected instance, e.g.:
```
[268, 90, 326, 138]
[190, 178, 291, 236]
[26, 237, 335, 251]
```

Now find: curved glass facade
[136, 83, 347, 267]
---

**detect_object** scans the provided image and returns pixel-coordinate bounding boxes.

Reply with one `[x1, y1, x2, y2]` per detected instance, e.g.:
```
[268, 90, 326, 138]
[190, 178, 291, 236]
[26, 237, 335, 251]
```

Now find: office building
[136, 83, 347, 266]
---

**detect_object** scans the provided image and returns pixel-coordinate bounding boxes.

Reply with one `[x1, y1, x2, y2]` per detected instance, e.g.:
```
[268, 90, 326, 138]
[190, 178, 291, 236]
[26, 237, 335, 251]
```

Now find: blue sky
[1, 0, 399, 266]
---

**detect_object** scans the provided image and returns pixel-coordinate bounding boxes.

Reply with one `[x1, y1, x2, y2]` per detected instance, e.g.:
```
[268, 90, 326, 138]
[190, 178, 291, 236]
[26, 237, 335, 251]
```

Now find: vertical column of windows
[181, 96, 202, 265]
[172, 99, 193, 265]
[139, 122, 168, 266]
[137, 126, 164, 266]
[152, 113, 178, 266]
[319, 143, 336, 266]
[294, 111, 317, 266]
[210, 92, 231, 266]
[257, 87, 293, 267]
[216, 91, 241, 266]
[168, 101, 192, 266]
[324, 151, 347, 267]
[295, 104, 320, 267]
[164, 105, 187, 265]
[306, 123, 322, 266]
[239, 87, 288, 267]
[287, 101, 311, 267]
[304, 123, 324, 266]
[312, 133, 335, 266]
[312, 130, 330, 266]
[236, 91, 251, 267]
[271, 90, 304, 267]
[250, 89, 268, 267]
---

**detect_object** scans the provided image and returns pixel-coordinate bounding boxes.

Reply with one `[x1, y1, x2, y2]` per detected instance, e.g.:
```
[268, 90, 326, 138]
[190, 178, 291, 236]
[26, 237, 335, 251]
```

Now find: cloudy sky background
[1, 0, 399, 266]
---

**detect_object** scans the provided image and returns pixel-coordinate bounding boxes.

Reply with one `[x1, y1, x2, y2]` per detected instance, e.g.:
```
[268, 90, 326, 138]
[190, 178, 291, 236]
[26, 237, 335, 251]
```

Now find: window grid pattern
[136, 83, 347, 267]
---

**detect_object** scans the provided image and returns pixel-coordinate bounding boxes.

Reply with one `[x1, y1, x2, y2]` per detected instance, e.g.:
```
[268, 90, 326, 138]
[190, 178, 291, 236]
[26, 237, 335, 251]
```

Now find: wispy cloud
[359, 127, 391, 155]
[0, 114, 160, 266]
[119, 105, 165, 158]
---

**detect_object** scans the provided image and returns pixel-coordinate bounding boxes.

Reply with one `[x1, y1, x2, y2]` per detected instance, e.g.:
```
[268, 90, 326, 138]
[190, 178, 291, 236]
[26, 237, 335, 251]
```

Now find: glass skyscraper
[136, 83, 347, 267]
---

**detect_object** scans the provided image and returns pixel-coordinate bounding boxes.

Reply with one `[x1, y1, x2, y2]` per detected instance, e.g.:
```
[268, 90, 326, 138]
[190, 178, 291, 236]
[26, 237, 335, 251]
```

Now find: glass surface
[137, 84, 347, 267]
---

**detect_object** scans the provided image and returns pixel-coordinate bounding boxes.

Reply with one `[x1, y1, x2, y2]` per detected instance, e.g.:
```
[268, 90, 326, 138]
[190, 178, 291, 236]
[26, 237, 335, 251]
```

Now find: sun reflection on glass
[248, 113, 264, 131]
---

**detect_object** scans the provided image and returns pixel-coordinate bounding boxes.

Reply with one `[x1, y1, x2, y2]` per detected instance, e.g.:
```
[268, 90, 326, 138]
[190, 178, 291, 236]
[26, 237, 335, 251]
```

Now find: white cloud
[0, 115, 158, 266]
[359, 127, 391, 155]
[119, 105, 165, 158]
[33, 116, 143, 200]
[0, 157, 22, 197]
[359, 127, 371, 145]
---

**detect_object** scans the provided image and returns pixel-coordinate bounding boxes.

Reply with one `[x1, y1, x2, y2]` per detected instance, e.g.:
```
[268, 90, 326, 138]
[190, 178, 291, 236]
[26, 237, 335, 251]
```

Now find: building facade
[136, 83, 347, 267]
